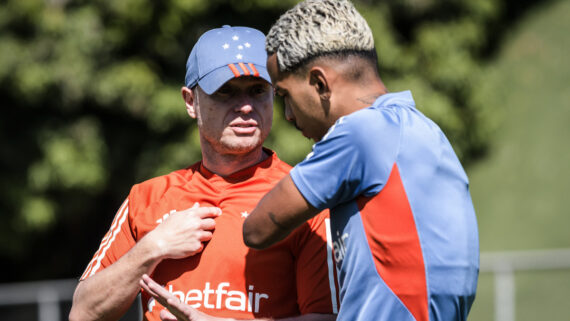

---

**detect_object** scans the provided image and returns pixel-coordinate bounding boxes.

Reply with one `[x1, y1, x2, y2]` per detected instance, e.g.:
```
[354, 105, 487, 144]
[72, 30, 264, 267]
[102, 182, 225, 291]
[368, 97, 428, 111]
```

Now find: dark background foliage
[0, 0, 549, 282]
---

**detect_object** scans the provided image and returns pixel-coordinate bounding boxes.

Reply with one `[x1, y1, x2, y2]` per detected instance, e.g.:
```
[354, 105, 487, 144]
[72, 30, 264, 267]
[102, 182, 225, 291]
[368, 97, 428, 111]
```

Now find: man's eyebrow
[218, 83, 234, 90]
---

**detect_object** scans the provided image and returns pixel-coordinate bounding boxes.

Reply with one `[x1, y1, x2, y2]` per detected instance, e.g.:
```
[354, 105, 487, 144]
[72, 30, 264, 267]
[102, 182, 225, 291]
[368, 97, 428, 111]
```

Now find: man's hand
[144, 203, 222, 260]
[140, 274, 230, 321]
[69, 203, 222, 321]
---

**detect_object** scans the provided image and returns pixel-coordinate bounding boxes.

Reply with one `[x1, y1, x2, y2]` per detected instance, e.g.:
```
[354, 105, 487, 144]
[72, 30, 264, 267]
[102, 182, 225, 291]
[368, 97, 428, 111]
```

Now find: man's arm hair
[69, 236, 163, 321]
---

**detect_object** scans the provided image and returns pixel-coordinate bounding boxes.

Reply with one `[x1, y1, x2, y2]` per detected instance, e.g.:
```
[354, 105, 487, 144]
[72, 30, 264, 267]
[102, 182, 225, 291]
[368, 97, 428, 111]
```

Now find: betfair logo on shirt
[148, 282, 269, 313]
[332, 231, 349, 263]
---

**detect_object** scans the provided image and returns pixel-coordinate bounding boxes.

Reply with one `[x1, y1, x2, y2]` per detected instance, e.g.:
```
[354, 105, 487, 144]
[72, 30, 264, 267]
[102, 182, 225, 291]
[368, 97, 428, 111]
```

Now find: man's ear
[181, 86, 197, 119]
[309, 67, 332, 101]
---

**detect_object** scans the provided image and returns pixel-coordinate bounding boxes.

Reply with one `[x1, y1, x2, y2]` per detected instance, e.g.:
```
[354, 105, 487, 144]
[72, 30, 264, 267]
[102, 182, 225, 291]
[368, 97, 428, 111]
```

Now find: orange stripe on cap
[228, 64, 241, 77]
[238, 63, 251, 76]
[248, 63, 260, 77]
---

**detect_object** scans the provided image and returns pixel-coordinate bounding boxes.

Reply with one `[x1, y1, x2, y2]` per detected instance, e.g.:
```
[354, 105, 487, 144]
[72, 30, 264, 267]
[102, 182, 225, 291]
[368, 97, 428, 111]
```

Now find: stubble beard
[209, 129, 265, 156]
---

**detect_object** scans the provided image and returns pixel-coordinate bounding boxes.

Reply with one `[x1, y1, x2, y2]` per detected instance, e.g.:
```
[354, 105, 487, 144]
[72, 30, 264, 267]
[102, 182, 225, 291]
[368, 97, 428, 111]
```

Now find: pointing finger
[141, 274, 174, 307]
[159, 309, 177, 321]
[165, 297, 190, 321]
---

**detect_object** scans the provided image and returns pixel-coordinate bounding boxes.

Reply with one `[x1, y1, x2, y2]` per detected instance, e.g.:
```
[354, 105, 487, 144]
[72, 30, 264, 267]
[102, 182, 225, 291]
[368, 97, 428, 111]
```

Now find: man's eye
[217, 88, 232, 95]
[218, 83, 237, 93]
[253, 87, 268, 95]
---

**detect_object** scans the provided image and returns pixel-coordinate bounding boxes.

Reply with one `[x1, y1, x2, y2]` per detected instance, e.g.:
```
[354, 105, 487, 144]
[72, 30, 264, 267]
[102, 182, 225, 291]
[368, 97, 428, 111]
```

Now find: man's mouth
[230, 121, 258, 134]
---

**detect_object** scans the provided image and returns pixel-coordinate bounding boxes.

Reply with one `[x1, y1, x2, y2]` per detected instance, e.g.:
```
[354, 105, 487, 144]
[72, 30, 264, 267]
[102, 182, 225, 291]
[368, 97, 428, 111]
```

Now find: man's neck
[337, 80, 388, 117]
[200, 147, 269, 177]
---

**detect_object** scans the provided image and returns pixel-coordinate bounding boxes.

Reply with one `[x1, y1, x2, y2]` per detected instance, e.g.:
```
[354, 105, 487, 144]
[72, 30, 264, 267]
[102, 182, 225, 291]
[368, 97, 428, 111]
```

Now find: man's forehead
[266, 54, 291, 82]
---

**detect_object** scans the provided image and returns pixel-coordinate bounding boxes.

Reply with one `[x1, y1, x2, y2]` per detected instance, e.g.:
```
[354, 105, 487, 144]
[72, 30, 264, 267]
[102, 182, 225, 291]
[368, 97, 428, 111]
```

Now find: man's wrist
[136, 233, 166, 266]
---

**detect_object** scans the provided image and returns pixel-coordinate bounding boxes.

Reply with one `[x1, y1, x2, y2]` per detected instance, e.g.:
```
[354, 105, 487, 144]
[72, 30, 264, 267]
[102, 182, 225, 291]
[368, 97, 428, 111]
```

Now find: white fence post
[480, 248, 570, 321]
[494, 265, 515, 321]
[37, 287, 60, 321]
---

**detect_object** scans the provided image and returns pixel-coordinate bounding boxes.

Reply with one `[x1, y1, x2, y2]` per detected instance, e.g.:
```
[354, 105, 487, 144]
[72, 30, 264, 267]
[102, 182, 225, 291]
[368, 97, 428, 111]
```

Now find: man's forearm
[69, 237, 162, 321]
[243, 175, 319, 249]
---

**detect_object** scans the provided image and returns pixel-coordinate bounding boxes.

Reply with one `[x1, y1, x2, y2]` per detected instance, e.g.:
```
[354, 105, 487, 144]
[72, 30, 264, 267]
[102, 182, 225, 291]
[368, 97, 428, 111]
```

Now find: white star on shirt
[244, 42, 251, 48]
[222, 43, 229, 49]
[241, 211, 249, 218]
[236, 54, 243, 60]
[232, 35, 239, 41]
[238, 45, 244, 50]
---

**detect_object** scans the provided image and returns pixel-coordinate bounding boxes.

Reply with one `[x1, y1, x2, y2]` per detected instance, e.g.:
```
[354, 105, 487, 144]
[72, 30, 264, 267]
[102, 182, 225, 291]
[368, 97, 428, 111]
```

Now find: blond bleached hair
[266, 0, 375, 72]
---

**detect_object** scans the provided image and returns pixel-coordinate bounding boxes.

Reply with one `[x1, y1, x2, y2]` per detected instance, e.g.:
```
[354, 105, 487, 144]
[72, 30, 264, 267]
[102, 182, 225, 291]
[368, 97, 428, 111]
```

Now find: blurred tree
[0, 0, 550, 281]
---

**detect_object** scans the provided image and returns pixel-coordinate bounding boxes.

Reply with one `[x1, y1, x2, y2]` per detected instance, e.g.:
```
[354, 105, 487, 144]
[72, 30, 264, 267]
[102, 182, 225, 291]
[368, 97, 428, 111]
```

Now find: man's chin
[301, 131, 320, 142]
[297, 127, 319, 142]
[220, 139, 263, 154]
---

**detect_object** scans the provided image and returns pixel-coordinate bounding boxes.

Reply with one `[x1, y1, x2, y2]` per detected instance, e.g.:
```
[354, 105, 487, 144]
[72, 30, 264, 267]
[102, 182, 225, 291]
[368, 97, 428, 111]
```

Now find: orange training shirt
[80, 150, 339, 320]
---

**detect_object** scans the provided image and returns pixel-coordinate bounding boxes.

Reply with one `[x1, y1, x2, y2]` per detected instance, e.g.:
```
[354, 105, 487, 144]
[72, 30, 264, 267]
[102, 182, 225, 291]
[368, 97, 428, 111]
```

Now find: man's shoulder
[129, 162, 201, 205]
[269, 152, 293, 172]
[327, 97, 410, 144]
[256, 149, 293, 179]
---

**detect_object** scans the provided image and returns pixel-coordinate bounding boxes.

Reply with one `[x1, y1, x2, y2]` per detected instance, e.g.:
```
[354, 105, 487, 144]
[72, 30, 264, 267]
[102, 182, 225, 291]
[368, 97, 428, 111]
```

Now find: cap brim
[198, 64, 272, 95]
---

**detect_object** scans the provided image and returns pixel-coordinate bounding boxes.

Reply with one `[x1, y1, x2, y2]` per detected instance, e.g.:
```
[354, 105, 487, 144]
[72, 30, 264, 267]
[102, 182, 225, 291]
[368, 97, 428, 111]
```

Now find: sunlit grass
[467, 0, 570, 320]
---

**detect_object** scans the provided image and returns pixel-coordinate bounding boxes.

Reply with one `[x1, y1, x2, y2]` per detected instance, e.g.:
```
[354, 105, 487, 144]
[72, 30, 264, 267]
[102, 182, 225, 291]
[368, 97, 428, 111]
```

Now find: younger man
[244, 1, 480, 320]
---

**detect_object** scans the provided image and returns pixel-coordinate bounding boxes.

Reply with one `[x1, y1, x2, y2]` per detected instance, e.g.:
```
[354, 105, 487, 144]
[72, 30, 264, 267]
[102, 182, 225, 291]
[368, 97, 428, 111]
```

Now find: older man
[70, 25, 338, 321]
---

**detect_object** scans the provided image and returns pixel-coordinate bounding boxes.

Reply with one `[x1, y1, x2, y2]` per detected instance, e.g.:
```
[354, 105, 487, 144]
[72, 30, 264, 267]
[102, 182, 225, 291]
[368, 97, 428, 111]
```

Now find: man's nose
[235, 95, 254, 114]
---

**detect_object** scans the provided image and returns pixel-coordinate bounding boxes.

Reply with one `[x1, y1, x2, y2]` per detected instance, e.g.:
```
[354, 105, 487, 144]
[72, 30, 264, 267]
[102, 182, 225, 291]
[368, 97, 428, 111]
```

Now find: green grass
[469, 0, 570, 252]
[466, 0, 570, 319]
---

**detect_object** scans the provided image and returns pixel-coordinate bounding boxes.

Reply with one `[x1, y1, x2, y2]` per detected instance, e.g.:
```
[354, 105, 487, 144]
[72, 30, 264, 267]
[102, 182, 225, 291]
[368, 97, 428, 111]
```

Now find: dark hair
[289, 49, 379, 82]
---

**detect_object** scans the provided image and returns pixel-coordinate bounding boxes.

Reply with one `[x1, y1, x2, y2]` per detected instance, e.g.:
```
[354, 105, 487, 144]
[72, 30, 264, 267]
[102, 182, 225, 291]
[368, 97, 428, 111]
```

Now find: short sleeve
[79, 196, 136, 280]
[292, 211, 338, 314]
[290, 107, 401, 210]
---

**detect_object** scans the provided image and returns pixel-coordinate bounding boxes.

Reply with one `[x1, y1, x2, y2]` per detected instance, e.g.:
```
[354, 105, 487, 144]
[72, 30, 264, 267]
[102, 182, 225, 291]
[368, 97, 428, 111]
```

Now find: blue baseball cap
[185, 25, 272, 94]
